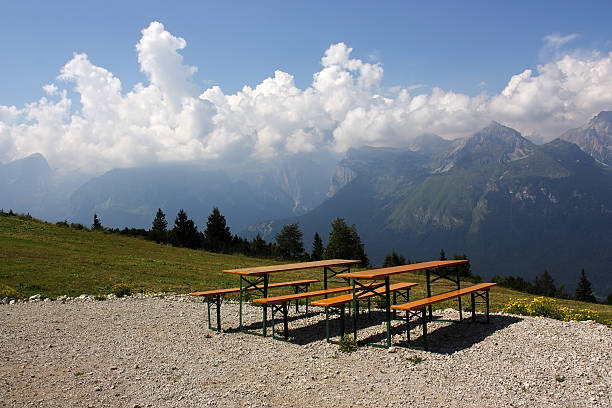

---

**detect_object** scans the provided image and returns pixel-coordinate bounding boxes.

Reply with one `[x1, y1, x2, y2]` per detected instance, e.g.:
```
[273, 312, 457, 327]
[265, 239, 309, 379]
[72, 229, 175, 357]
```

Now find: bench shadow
[358, 313, 522, 354]
[222, 308, 522, 353]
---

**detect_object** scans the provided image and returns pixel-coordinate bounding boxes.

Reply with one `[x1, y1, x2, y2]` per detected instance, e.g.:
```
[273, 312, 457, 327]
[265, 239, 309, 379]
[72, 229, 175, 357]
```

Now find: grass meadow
[1, 213, 611, 322]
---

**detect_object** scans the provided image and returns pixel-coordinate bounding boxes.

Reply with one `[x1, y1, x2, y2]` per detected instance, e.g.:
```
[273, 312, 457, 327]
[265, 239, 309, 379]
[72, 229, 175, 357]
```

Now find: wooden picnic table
[336, 259, 468, 348]
[223, 259, 361, 336]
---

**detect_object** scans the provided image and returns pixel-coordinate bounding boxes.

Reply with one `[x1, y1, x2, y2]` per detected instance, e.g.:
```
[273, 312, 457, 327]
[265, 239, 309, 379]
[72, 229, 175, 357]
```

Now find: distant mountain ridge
[561, 111, 612, 166]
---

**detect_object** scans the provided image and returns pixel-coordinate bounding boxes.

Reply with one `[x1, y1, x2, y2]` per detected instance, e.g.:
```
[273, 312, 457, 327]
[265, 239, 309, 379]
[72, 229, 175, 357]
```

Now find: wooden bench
[252, 285, 358, 340]
[391, 282, 496, 350]
[189, 279, 318, 331]
[311, 282, 418, 343]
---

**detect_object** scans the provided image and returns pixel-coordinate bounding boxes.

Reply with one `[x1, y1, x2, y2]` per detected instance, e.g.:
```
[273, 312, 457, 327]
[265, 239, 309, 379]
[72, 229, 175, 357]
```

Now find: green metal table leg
[262, 274, 269, 336]
[457, 266, 463, 322]
[216, 295, 221, 331]
[385, 277, 391, 348]
[426, 269, 433, 321]
[239, 277, 244, 331]
[352, 280, 358, 341]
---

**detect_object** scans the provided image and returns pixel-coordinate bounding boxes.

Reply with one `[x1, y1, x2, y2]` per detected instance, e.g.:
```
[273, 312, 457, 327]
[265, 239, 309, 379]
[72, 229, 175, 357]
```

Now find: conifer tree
[439, 248, 446, 261]
[323, 218, 369, 266]
[150, 208, 168, 243]
[170, 209, 200, 249]
[575, 268, 597, 303]
[250, 234, 268, 257]
[92, 214, 102, 231]
[311, 232, 324, 261]
[383, 251, 406, 267]
[534, 270, 556, 297]
[204, 207, 232, 253]
[275, 223, 304, 259]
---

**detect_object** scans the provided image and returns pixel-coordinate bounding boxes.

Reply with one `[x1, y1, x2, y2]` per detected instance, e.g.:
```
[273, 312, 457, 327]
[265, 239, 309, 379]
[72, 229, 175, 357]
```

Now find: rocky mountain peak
[436, 122, 535, 172]
[560, 110, 612, 166]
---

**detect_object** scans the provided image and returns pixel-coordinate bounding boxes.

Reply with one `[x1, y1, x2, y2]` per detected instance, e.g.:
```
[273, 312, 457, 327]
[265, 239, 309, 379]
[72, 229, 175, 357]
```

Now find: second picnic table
[333, 259, 469, 348]
[223, 259, 361, 336]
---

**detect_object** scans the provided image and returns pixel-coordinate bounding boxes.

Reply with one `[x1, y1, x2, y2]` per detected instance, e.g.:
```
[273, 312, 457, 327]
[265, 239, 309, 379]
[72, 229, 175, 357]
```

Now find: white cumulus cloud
[1, 22, 611, 172]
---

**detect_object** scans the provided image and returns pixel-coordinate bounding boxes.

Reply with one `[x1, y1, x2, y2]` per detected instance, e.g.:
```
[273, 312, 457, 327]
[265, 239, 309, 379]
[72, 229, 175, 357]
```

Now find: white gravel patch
[0, 294, 610, 407]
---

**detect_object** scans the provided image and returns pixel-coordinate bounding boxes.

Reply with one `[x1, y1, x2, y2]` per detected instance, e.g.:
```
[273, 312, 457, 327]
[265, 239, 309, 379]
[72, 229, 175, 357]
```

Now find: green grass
[1, 213, 611, 323]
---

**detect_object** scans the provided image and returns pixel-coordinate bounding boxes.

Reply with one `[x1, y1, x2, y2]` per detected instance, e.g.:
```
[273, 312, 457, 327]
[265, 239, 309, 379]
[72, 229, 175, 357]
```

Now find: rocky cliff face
[561, 111, 612, 166]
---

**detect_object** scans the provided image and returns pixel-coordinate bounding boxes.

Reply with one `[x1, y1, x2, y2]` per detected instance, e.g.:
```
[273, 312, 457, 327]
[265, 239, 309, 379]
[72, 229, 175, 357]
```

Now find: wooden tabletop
[223, 259, 361, 276]
[336, 259, 468, 280]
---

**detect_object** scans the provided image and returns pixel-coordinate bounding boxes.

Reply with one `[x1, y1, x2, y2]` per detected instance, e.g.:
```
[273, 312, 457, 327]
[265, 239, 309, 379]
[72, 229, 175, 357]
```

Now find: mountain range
[2, 112, 611, 296]
[249, 114, 612, 297]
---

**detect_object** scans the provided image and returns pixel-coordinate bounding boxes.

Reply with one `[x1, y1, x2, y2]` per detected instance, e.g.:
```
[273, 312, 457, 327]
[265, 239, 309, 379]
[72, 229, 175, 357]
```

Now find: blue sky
[3, 1, 611, 105]
[2, 1, 612, 171]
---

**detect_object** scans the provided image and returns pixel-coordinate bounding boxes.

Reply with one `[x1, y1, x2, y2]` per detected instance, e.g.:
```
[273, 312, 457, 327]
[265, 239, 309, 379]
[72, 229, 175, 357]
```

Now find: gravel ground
[0, 294, 610, 407]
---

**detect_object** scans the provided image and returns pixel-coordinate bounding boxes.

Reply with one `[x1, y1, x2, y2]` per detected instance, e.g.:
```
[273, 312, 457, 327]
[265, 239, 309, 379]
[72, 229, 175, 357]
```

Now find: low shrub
[56, 220, 69, 227]
[0, 283, 21, 299]
[111, 283, 131, 298]
[502, 297, 602, 323]
[338, 334, 358, 353]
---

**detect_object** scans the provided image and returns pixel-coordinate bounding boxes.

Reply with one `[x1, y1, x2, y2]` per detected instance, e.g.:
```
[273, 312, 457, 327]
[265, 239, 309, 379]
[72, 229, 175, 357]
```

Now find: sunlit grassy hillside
[1, 213, 610, 322]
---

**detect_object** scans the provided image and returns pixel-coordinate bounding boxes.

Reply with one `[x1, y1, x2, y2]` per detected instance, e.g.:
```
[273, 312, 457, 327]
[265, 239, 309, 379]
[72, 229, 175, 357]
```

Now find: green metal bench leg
[340, 304, 346, 337]
[393, 291, 397, 319]
[421, 307, 428, 351]
[283, 302, 289, 340]
[405, 310, 410, 345]
[486, 290, 490, 323]
[471, 292, 476, 322]
[325, 307, 330, 343]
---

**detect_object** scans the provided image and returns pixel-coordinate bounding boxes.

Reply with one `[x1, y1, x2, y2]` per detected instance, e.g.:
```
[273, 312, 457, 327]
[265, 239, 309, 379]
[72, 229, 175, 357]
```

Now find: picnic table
[223, 259, 361, 336]
[335, 259, 469, 348]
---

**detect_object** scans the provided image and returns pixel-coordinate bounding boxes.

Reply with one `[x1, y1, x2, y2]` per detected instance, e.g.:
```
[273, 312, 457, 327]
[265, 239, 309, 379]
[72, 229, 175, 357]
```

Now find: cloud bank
[1, 22, 612, 171]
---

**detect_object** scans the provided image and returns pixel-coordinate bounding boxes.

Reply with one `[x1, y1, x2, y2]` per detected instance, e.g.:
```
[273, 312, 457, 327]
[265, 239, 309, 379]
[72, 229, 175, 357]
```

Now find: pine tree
[534, 270, 556, 297]
[323, 218, 369, 266]
[383, 251, 406, 267]
[439, 248, 446, 261]
[170, 209, 200, 249]
[250, 234, 269, 257]
[92, 214, 102, 231]
[275, 223, 304, 259]
[453, 254, 473, 278]
[150, 208, 168, 243]
[204, 207, 232, 253]
[311, 232, 324, 261]
[575, 269, 597, 303]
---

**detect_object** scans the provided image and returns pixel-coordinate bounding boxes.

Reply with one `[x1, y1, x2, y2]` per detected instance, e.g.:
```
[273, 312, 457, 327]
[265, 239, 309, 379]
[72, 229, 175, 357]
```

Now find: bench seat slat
[252, 286, 354, 305]
[390, 282, 496, 311]
[188, 279, 318, 297]
[310, 282, 418, 308]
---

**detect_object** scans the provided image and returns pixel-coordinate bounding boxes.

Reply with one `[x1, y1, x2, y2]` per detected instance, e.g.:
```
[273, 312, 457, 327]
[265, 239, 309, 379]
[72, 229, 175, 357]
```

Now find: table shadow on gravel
[374, 314, 523, 354]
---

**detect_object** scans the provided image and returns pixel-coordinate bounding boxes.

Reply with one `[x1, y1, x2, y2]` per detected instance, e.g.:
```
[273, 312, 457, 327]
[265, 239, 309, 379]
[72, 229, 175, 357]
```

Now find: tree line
[93, 208, 369, 266]
[492, 269, 602, 303]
